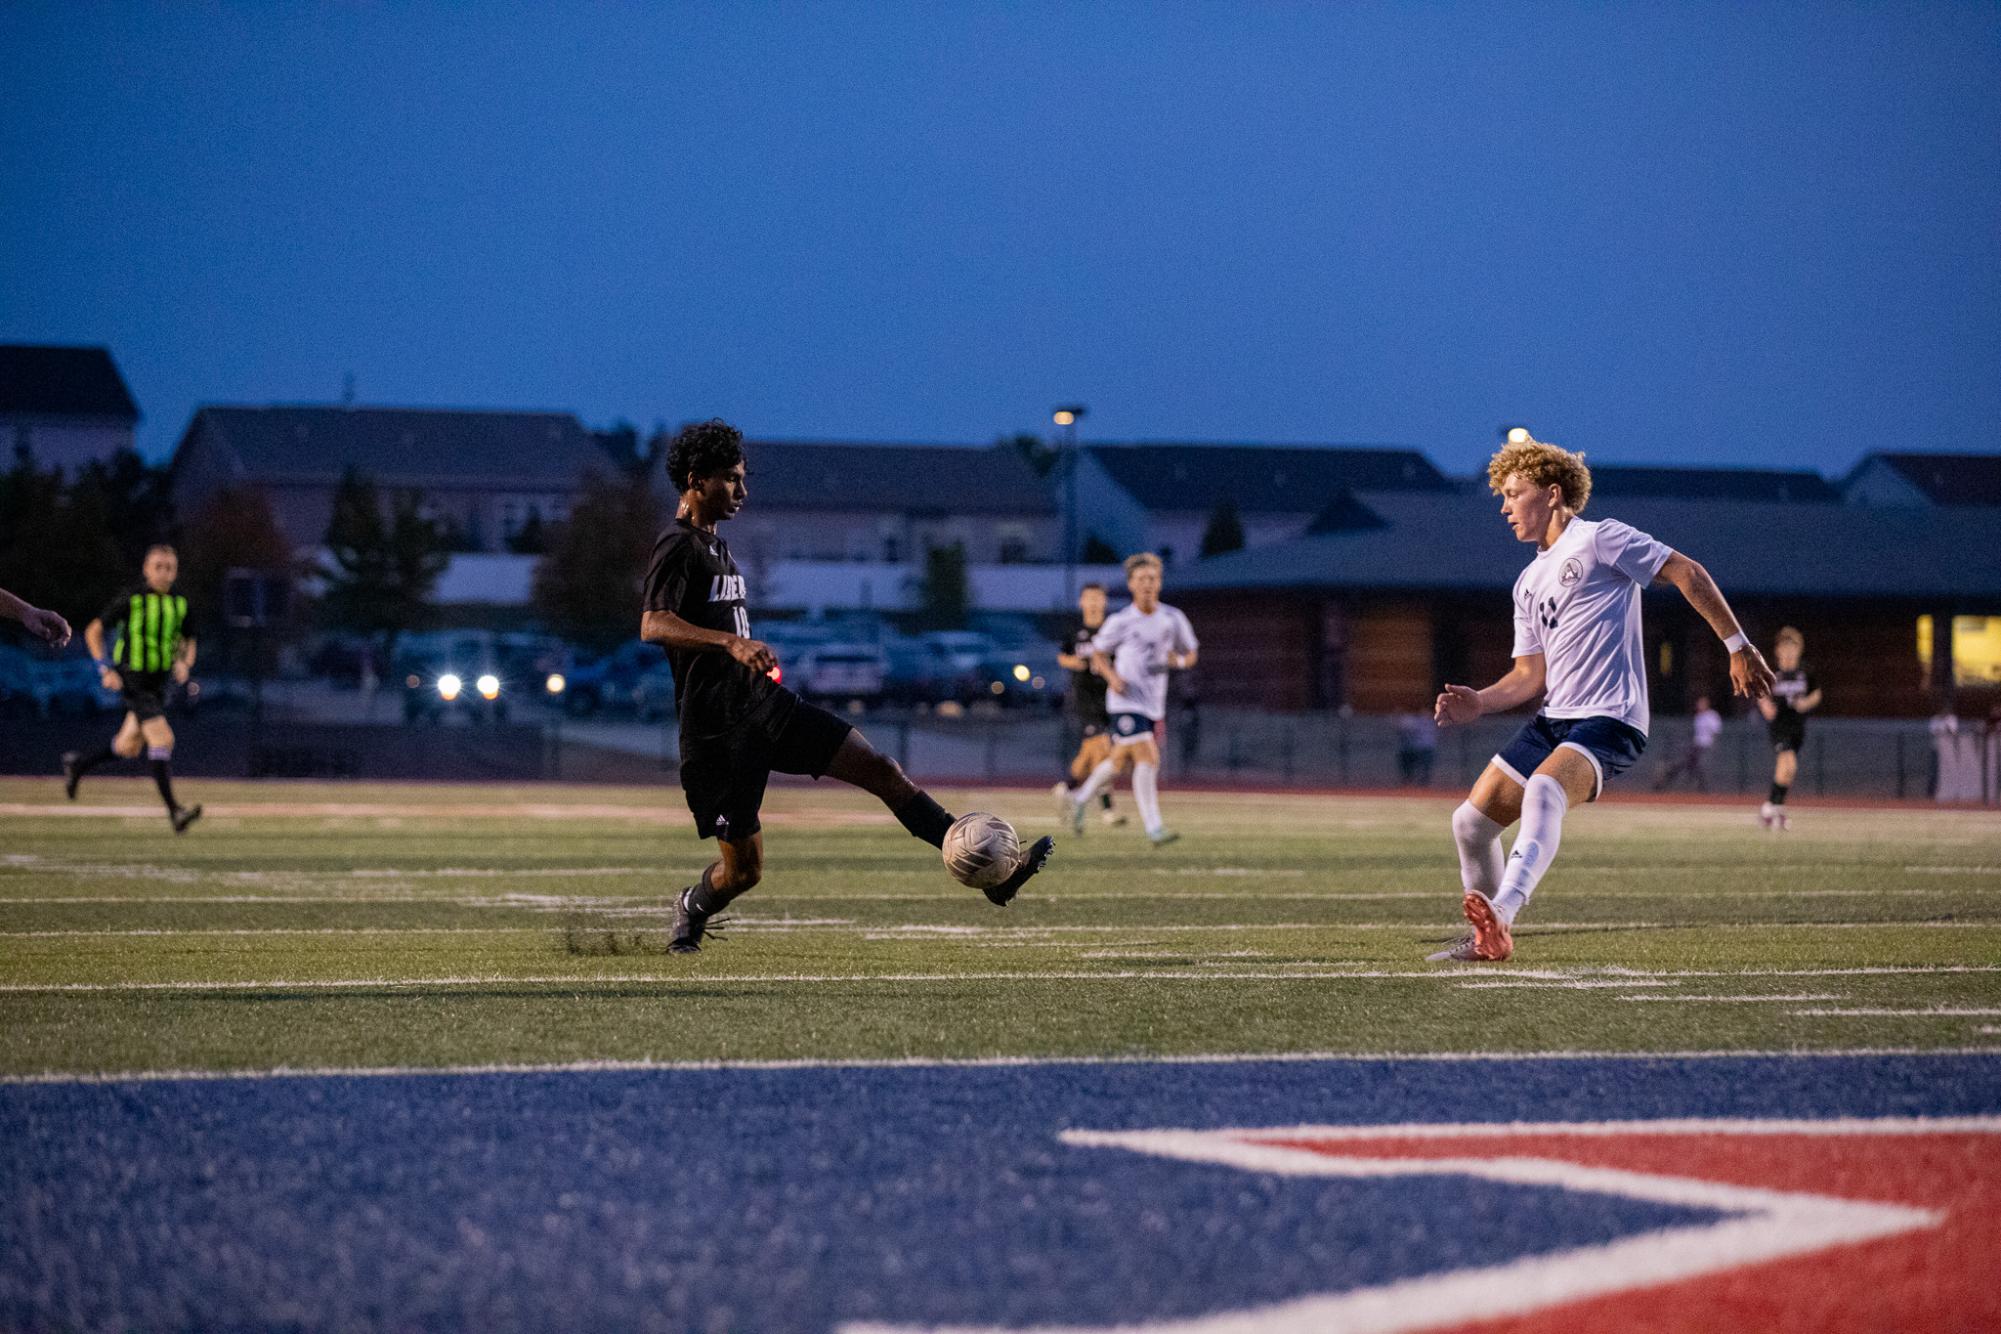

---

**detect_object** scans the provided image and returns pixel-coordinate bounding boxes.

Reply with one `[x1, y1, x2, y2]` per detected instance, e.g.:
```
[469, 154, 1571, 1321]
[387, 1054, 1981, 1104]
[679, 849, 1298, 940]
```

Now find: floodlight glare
[476, 673, 501, 700]
[1052, 410, 1075, 427]
[545, 672, 566, 695]
[437, 673, 463, 701]
[1506, 426, 1531, 444]
[1012, 663, 1031, 682]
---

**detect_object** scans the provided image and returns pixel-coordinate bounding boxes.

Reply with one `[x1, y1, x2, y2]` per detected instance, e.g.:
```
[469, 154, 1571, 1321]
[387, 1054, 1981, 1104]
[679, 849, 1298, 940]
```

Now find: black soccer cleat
[170, 803, 202, 835]
[61, 752, 81, 801]
[668, 885, 730, 954]
[984, 835, 1054, 908]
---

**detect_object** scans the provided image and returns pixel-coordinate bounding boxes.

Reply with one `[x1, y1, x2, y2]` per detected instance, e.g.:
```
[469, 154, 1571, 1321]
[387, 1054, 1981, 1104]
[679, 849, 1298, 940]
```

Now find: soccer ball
[942, 812, 1020, 890]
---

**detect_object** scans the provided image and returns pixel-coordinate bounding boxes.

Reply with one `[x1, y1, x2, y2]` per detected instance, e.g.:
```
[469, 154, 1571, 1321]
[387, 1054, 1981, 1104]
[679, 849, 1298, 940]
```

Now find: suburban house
[1171, 463, 2001, 719]
[1070, 442, 1452, 565]
[170, 405, 612, 554]
[1843, 452, 2001, 508]
[0, 344, 141, 472]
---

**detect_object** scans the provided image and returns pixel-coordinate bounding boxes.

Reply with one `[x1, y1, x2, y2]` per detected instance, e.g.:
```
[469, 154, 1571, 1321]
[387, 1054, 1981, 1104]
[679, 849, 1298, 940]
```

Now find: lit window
[1917, 615, 2001, 686]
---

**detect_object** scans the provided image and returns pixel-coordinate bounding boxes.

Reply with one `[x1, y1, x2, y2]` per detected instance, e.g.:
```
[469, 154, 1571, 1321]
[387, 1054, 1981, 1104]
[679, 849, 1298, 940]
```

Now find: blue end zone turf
[3, 1055, 1997, 1331]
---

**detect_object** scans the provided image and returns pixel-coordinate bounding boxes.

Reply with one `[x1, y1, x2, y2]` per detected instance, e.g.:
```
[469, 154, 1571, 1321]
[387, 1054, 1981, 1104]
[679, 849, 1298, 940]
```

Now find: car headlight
[476, 673, 501, 700]
[437, 673, 463, 701]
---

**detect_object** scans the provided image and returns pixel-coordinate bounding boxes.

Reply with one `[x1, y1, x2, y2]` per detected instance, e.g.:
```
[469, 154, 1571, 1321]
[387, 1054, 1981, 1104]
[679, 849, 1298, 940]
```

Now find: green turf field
[2, 777, 1996, 1076]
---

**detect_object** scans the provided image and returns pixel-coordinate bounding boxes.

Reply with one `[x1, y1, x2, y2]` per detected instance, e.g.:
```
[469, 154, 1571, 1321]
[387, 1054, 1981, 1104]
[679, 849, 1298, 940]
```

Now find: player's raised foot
[1460, 891, 1513, 961]
[60, 751, 81, 800]
[1147, 828, 1180, 848]
[170, 803, 202, 835]
[983, 835, 1054, 907]
[668, 885, 730, 954]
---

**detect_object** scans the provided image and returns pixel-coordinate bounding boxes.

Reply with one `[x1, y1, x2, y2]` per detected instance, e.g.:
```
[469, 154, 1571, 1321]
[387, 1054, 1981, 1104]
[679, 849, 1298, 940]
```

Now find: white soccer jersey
[1095, 601, 1198, 722]
[1510, 517, 1673, 736]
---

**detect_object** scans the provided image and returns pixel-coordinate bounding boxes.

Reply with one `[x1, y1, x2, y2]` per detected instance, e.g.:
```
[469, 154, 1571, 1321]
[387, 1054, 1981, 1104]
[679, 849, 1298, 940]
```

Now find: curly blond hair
[1123, 552, 1163, 576]
[1487, 437, 1592, 512]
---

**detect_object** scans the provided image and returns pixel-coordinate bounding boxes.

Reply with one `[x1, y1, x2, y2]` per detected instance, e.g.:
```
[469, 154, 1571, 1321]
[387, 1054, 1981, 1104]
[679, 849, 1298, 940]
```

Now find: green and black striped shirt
[98, 585, 190, 674]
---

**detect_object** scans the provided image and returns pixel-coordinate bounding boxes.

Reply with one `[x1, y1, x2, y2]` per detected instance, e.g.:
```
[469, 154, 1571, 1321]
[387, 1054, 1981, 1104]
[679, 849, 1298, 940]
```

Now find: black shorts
[678, 692, 854, 841]
[120, 672, 170, 722]
[1769, 714, 1806, 754]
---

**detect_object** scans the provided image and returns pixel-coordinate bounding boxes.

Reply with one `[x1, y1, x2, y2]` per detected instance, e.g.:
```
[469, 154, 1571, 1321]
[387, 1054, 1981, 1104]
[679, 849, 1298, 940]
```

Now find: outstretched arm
[1435, 654, 1546, 727]
[0, 588, 70, 646]
[1653, 552, 1775, 700]
[639, 609, 776, 674]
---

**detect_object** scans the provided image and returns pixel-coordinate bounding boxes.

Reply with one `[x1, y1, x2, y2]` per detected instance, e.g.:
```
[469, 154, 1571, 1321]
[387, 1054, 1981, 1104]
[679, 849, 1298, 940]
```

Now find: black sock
[1769, 782, 1789, 805]
[150, 758, 178, 812]
[893, 791, 956, 849]
[73, 745, 118, 776]
[1099, 792, 1114, 810]
[686, 865, 726, 915]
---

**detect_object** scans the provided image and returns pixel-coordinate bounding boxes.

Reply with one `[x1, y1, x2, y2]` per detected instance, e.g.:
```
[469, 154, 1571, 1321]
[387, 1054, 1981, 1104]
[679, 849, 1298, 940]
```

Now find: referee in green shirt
[63, 544, 202, 832]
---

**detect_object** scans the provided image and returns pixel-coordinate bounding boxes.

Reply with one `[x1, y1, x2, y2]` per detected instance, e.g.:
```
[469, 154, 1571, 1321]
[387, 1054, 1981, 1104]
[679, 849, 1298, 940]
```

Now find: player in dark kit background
[63, 544, 202, 833]
[1052, 582, 1124, 828]
[640, 420, 1054, 953]
[1756, 625, 1821, 829]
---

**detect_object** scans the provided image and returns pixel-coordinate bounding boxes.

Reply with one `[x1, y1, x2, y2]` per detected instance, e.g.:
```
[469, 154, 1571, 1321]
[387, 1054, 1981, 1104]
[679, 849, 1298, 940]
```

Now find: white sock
[1496, 774, 1568, 924]
[1132, 761, 1163, 834]
[1072, 757, 1118, 807]
[1451, 801, 1505, 901]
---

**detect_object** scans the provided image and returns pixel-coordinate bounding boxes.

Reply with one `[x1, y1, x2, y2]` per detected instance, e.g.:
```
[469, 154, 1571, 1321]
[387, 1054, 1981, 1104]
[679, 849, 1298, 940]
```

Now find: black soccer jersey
[641, 518, 782, 738]
[98, 584, 188, 674]
[1063, 622, 1110, 725]
[1770, 666, 1816, 720]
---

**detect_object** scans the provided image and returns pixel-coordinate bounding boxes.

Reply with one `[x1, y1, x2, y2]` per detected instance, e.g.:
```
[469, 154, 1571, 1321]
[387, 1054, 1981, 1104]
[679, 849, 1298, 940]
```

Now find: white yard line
[3, 1048, 1998, 1087]
[1791, 1007, 2001, 1018]
[1619, 993, 1844, 1003]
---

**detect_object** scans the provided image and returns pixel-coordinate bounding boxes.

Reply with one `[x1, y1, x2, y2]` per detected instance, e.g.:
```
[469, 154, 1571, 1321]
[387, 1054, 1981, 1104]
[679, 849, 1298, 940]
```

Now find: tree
[1199, 498, 1246, 557]
[0, 458, 125, 632]
[917, 541, 970, 630]
[76, 448, 176, 571]
[507, 509, 549, 555]
[319, 468, 449, 663]
[531, 469, 662, 653]
[179, 486, 294, 623]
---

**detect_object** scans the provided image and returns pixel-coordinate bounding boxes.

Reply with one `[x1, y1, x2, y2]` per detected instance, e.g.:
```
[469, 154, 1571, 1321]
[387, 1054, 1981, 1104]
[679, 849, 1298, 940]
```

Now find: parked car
[559, 640, 657, 716]
[0, 644, 117, 716]
[972, 644, 1064, 710]
[395, 632, 511, 724]
[792, 643, 887, 704]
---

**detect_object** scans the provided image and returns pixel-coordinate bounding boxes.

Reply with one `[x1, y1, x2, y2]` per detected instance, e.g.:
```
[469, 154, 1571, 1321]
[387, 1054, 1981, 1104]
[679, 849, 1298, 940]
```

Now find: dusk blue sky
[4, 3, 1997, 477]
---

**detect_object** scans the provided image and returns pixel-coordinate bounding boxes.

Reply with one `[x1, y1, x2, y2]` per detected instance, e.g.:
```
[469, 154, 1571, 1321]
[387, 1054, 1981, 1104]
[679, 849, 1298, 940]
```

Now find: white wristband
[1722, 631, 1749, 654]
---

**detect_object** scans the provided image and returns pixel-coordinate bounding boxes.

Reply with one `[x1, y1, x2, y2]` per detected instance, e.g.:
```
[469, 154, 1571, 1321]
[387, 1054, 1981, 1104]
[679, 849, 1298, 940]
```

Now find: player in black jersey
[1051, 582, 1124, 828]
[1755, 625, 1820, 829]
[639, 420, 1053, 952]
[63, 545, 202, 833]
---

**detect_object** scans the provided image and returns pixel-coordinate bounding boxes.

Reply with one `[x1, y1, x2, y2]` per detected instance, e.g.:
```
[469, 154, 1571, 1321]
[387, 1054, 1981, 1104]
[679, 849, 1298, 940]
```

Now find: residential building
[0, 344, 140, 471]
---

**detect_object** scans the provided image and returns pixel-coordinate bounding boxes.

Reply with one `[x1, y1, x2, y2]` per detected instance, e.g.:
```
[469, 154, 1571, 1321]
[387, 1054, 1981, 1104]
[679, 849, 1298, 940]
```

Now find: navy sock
[73, 745, 118, 776]
[894, 791, 956, 849]
[1769, 782, 1789, 805]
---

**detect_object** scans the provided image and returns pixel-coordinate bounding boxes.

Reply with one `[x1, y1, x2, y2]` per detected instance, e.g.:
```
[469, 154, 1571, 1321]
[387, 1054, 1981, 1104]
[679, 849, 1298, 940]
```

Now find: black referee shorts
[678, 691, 854, 842]
[120, 671, 170, 722]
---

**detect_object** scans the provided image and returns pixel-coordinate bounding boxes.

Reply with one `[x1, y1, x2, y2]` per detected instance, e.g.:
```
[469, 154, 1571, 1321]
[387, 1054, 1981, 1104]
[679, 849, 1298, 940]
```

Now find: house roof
[1584, 464, 1840, 504]
[0, 345, 140, 420]
[735, 441, 1055, 514]
[1176, 489, 2001, 601]
[1849, 452, 2001, 507]
[1086, 443, 1449, 512]
[178, 406, 607, 487]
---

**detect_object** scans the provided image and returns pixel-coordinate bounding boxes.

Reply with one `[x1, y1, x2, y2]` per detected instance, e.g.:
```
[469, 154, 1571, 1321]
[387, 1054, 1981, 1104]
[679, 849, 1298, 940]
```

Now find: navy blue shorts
[1494, 715, 1647, 801]
[1109, 712, 1164, 747]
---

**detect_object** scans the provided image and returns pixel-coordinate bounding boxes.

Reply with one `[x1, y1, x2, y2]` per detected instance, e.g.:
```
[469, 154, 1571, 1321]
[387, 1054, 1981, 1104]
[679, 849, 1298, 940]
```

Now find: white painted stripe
[851, 1123, 1953, 1334]
[1620, 994, 1844, 1003]
[4, 962, 2000, 994]
[1067, 1115, 2001, 1140]
[3, 1048, 1996, 1087]
[1792, 1007, 2001, 1017]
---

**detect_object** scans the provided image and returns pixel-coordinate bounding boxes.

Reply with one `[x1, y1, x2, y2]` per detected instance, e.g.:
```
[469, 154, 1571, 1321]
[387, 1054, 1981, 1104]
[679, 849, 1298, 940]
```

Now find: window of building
[1917, 615, 2001, 686]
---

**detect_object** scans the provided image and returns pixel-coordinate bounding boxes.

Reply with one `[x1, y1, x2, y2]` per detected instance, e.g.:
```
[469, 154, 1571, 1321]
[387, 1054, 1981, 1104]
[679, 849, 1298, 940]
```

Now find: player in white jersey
[1061, 553, 1198, 845]
[1430, 436, 1774, 961]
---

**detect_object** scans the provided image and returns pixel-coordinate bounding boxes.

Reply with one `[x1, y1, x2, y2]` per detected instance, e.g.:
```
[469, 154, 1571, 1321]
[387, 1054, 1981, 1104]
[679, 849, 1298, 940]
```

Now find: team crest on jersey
[1559, 556, 1583, 587]
[708, 574, 746, 603]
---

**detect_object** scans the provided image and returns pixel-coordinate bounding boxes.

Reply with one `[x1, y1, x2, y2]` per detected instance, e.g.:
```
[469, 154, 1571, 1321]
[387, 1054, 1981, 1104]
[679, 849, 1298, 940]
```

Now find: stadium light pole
[1054, 405, 1088, 605]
